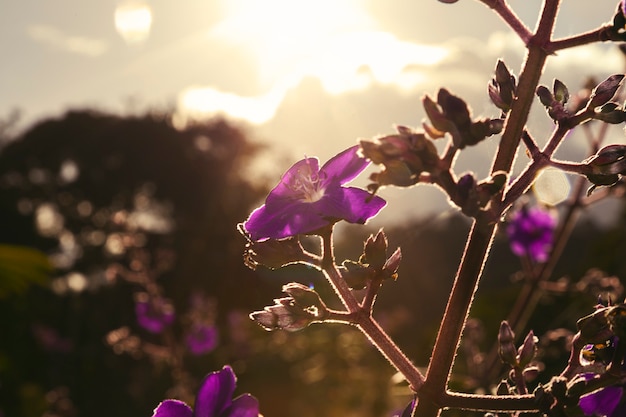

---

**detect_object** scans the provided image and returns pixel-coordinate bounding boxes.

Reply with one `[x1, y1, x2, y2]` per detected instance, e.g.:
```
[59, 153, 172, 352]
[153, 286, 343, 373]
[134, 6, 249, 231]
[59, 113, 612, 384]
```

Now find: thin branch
[441, 391, 539, 412]
[320, 227, 361, 313]
[479, 0, 533, 45]
[547, 25, 614, 53]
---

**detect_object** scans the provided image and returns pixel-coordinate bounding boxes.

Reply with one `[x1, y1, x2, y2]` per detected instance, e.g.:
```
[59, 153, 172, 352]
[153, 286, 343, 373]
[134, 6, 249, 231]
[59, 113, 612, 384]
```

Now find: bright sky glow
[114, 2, 153, 44]
[212, 0, 375, 86]
[178, 1, 448, 124]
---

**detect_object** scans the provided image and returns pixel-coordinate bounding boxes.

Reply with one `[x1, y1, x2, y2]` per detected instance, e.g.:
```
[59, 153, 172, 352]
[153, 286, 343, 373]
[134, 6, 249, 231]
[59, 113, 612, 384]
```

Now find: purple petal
[579, 386, 623, 416]
[319, 145, 369, 186]
[243, 203, 329, 241]
[223, 394, 259, 417]
[319, 187, 386, 224]
[194, 366, 237, 417]
[152, 400, 193, 417]
[265, 157, 320, 209]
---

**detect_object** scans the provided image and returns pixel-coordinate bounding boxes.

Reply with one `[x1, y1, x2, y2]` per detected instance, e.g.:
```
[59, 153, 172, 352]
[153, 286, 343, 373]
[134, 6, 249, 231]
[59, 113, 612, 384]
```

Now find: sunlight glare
[114, 2, 153, 44]
[212, 0, 375, 86]
[182, 0, 448, 124]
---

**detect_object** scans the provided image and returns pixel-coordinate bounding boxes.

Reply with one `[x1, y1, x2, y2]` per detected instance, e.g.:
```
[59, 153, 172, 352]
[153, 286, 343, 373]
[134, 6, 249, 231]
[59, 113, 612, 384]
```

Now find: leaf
[0, 244, 52, 298]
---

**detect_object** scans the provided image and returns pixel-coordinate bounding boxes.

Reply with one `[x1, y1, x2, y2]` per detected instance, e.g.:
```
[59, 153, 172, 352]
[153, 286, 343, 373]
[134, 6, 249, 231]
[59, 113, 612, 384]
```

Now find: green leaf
[0, 244, 52, 298]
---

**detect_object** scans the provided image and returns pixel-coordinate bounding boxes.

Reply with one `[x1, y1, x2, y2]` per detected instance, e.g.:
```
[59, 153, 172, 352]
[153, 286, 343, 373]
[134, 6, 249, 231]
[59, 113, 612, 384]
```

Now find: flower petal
[265, 157, 320, 209]
[223, 394, 259, 417]
[152, 400, 193, 417]
[194, 366, 237, 417]
[319, 145, 370, 185]
[243, 202, 329, 241]
[579, 386, 623, 416]
[318, 187, 386, 224]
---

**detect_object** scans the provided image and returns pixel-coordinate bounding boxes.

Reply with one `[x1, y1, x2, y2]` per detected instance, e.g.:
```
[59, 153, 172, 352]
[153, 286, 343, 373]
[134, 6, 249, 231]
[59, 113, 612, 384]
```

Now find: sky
[2, 0, 625, 224]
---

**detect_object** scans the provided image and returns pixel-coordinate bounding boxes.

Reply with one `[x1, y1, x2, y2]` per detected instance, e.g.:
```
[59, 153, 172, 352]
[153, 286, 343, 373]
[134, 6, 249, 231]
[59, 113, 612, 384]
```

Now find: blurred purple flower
[135, 295, 175, 334]
[152, 366, 259, 417]
[579, 376, 623, 416]
[243, 145, 386, 241]
[186, 324, 219, 355]
[506, 205, 556, 263]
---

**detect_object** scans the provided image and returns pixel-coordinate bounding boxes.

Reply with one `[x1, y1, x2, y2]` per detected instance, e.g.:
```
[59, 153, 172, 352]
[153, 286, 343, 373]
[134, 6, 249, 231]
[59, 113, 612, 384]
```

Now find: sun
[178, 1, 448, 125]
[212, 0, 375, 87]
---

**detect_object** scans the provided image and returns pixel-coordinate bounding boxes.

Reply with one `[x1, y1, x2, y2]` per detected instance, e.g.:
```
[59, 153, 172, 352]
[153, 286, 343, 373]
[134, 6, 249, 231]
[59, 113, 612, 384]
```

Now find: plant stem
[441, 391, 538, 412]
[320, 228, 426, 389]
[320, 228, 361, 313]
[413, 2, 559, 415]
[547, 25, 613, 53]
[357, 315, 426, 390]
[479, 0, 532, 45]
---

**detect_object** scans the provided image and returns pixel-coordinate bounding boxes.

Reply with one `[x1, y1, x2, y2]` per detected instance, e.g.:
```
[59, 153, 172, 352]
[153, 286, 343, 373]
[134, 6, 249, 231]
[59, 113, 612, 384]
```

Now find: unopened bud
[282, 282, 328, 318]
[250, 285, 329, 332]
[517, 330, 538, 368]
[498, 321, 518, 366]
[553, 79, 569, 104]
[423, 94, 451, 133]
[536, 85, 554, 107]
[363, 229, 388, 270]
[576, 307, 613, 344]
[382, 247, 402, 280]
[341, 260, 374, 290]
[588, 74, 624, 109]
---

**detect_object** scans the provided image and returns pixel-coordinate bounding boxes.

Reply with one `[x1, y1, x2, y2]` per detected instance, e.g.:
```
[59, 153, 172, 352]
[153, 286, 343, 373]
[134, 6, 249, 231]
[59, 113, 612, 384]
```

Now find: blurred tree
[0, 109, 273, 417]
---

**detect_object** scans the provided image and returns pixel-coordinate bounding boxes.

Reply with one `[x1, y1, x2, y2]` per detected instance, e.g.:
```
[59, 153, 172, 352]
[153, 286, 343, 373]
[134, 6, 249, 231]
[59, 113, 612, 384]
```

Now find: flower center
[291, 164, 326, 203]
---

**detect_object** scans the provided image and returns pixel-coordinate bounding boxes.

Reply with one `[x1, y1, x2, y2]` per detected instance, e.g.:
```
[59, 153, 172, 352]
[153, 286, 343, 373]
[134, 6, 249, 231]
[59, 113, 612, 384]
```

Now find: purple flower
[579, 377, 623, 416]
[185, 324, 219, 355]
[506, 205, 556, 263]
[152, 366, 259, 417]
[135, 295, 175, 334]
[243, 145, 386, 241]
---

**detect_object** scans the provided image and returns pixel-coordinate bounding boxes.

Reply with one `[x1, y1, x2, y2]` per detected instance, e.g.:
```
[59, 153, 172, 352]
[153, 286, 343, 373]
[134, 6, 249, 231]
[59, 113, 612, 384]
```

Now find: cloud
[27, 24, 109, 57]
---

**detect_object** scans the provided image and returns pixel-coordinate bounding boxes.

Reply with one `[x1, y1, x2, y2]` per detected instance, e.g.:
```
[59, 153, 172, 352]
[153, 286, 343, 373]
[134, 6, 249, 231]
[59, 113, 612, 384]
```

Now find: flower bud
[282, 282, 328, 318]
[360, 127, 440, 189]
[536, 85, 554, 107]
[494, 60, 516, 109]
[585, 144, 626, 172]
[250, 286, 329, 332]
[423, 94, 452, 133]
[517, 330, 538, 368]
[553, 79, 569, 104]
[498, 321, 518, 366]
[576, 307, 613, 344]
[341, 260, 374, 290]
[382, 247, 402, 280]
[593, 102, 626, 124]
[363, 229, 388, 270]
[587, 74, 624, 109]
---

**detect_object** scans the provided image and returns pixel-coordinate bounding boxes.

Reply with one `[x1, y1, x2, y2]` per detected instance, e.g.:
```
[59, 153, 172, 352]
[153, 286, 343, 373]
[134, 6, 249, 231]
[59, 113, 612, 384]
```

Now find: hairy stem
[413, 2, 559, 415]
[479, 0, 532, 45]
[357, 315, 426, 390]
[320, 228, 361, 313]
[320, 228, 426, 389]
[547, 25, 614, 53]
